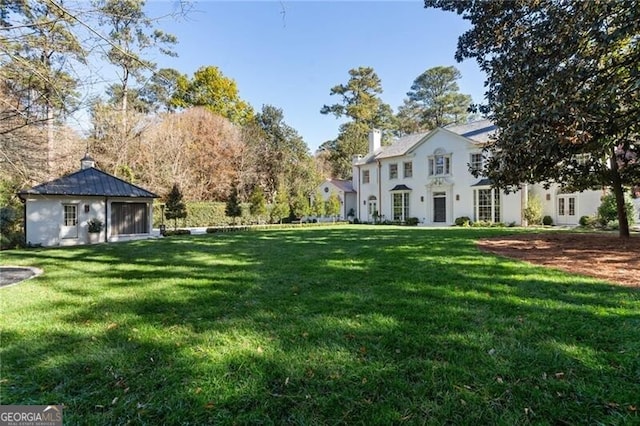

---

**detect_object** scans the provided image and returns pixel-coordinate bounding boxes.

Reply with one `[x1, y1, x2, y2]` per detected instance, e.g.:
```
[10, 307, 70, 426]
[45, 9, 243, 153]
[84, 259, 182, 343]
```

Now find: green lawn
[1, 226, 638, 424]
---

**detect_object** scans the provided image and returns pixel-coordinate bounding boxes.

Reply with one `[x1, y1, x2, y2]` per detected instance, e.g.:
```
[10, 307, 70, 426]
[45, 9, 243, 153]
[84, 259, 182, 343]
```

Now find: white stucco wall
[24, 196, 107, 246]
[24, 195, 154, 247]
[532, 184, 604, 225]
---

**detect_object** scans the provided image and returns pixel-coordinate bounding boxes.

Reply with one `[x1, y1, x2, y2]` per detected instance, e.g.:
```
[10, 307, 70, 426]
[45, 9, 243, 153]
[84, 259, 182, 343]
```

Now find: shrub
[0, 206, 24, 250]
[162, 229, 191, 236]
[471, 220, 491, 227]
[579, 215, 597, 228]
[454, 216, 471, 227]
[597, 193, 635, 227]
[405, 217, 419, 226]
[542, 215, 554, 226]
[523, 195, 543, 225]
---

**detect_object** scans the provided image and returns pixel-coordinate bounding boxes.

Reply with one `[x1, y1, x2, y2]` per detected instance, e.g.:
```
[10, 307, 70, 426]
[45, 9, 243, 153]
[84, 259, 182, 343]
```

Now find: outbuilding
[18, 154, 158, 247]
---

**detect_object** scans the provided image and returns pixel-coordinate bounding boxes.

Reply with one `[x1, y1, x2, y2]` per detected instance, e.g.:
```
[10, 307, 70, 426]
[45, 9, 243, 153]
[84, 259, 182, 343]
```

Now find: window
[63, 204, 77, 226]
[568, 197, 575, 216]
[574, 153, 590, 166]
[403, 161, 413, 178]
[558, 198, 565, 216]
[428, 152, 451, 176]
[389, 163, 398, 179]
[474, 189, 500, 222]
[470, 153, 483, 175]
[362, 170, 370, 184]
[392, 192, 410, 221]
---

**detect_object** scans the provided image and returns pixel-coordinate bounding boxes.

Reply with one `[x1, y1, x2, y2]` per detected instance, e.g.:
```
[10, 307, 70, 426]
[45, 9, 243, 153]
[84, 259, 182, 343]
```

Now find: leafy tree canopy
[425, 0, 640, 237]
[172, 65, 254, 125]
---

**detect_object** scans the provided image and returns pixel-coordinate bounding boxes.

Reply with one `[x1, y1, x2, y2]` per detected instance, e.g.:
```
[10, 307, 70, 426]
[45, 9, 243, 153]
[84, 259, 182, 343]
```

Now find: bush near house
[523, 195, 543, 225]
[597, 193, 635, 227]
[455, 216, 472, 227]
[579, 215, 597, 228]
[405, 217, 420, 226]
[542, 215, 554, 226]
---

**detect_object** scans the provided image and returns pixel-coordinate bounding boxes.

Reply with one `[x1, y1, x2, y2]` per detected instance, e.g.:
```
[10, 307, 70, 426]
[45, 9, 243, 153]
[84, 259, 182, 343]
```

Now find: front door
[557, 195, 576, 225]
[433, 193, 446, 223]
[368, 198, 378, 222]
[60, 204, 78, 239]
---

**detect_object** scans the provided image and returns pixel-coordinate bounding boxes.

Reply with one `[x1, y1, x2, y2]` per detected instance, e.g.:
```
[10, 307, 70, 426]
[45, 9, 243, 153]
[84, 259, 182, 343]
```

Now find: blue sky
[145, 1, 486, 152]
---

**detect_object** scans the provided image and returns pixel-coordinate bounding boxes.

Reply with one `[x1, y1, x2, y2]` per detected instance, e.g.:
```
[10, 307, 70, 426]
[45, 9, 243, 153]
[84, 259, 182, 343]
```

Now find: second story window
[362, 169, 370, 184]
[403, 161, 413, 178]
[428, 150, 451, 176]
[389, 163, 398, 179]
[470, 153, 483, 175]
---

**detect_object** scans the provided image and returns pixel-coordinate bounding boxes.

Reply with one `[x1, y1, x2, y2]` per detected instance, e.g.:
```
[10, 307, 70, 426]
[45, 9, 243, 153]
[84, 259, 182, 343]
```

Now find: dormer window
[428, 149, 451, 176]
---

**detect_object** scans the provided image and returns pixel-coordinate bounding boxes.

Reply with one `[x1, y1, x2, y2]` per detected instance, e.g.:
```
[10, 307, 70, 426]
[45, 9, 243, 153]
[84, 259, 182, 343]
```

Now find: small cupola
[80, 153, 96, 170]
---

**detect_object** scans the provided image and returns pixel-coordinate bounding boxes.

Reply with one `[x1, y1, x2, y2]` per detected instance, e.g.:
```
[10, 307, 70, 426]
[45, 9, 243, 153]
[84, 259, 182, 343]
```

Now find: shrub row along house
[318, 120, 604, 225]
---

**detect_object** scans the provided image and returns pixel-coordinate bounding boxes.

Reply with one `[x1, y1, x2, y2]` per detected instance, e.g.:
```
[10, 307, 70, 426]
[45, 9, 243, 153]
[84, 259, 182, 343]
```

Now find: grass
[1, 226, 638, 425]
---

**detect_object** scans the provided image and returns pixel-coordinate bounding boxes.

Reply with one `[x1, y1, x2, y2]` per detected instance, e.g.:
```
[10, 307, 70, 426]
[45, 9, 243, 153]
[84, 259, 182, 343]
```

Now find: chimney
[80, 153, 96, 170]
[368, 129, 381, 154]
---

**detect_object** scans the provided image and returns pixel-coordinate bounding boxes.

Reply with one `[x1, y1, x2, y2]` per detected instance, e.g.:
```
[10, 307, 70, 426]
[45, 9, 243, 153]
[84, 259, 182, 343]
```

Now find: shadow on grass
[1, 227, 639, 424]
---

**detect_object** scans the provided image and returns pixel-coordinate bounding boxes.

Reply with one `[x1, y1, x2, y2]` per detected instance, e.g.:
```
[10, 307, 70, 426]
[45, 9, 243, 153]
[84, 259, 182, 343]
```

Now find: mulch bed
[477, 233, 640, 288]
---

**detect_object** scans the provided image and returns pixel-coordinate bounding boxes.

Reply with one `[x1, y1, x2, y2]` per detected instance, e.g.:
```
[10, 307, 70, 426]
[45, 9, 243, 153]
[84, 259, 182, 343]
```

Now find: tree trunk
[610, 150, 630, 238]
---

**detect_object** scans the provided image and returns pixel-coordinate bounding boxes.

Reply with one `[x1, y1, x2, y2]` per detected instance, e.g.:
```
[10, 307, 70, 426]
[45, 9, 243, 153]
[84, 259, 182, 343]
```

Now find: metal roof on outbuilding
[18, 167, 159, 198]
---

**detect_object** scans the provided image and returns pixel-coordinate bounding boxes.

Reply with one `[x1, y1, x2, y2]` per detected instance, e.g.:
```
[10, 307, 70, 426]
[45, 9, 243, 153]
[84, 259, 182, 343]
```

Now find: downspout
[357, 164, 361, 220]
[20, 196, 26, 245]
[377, 160, 382, 220]
[104, 197, 108, 243]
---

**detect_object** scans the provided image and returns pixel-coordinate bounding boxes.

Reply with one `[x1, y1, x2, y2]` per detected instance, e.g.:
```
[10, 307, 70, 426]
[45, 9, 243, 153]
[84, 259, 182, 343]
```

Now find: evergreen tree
[165, 183, 187, 230]
[321, 67, 396, 178]
[270, 185, 289, 224]
[326, 192, 341, 222]
[397, 66, 472, 135]
[249, 186, 268, 223]
[225, 182, 242, 224]
[311, 190, 326, 218]
[291, 191, 310, 219]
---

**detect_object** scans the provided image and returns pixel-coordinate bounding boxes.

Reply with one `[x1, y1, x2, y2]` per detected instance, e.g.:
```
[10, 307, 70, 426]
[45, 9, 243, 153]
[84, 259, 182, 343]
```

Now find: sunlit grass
[1, 226, 638, 424]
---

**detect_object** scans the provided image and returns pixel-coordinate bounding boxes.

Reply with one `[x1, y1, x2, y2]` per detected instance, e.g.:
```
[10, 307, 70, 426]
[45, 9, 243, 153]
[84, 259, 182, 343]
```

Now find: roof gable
[354, 120, 496, 166]
[19, 167, 158, 198]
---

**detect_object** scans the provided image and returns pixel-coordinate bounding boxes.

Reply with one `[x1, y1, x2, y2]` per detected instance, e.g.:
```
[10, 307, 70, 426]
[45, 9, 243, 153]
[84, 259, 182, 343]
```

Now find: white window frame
[474, 188, 501, 223]
[403, 161, 413, 178]
[389, 163, 398, 180]
[470, 153, 483, 175]
[362, 169, 370, 184]
[63, 204, 78, 227]
[391, 191, 410, 222]
[428, 150, 451, 177]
